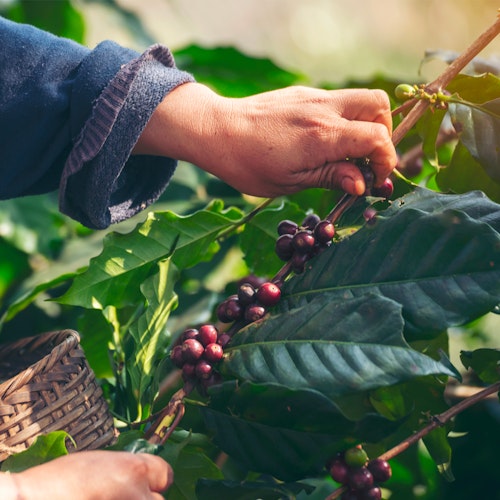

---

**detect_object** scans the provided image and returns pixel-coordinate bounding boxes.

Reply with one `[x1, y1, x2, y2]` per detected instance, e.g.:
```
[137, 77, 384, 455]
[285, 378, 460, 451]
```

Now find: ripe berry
[238, 282, 257, 306]
[195, 359, 213, 380]
[170, 345, 184, 368]
[314, 220, 335, 243]
[182, 338, 204, 362]
[358, 163, 375, 192]
[359, 487, 382, 500]
[217, 296, 243, 322]
[344, 447, 368, 468]
[217, 333, 232, 348]
[302, 213, 321, 230]
[348, 467, 374, 491]
[204, 343, 224, 363]
[275, 234, 294, 261]
[367, 458, 392, 483]
[363, 207, 378, 225]
[341, 490, 360, 500]
[256, 282, 281, 306]
[371, 178, 394, 199]
[291, 252, 309, 274]
[181, 328, 199, 341]
[182, 363, 196, 380]
[245, 304, 267, 322]
[292, 230, 316, 254]
[198, 324, 219, 346]
[277, 219, 299, 236]
[329, 458, 349, 484]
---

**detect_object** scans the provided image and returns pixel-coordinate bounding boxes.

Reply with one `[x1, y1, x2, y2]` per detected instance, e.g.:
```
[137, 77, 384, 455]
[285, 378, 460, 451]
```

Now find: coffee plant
[1, 2, 500, 499]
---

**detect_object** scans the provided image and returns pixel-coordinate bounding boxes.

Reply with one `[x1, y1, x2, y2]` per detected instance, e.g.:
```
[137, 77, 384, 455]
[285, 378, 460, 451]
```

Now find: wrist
[0, 472, 23, 500]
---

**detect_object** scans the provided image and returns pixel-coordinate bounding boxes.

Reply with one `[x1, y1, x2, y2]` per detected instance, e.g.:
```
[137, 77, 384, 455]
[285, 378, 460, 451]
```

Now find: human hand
[7, 450, 172, 500]
[135, 82, 398, 197]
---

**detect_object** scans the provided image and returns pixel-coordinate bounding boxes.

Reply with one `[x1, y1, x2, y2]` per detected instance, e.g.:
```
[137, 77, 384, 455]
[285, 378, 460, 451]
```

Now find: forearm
[0, 473, 22, 499]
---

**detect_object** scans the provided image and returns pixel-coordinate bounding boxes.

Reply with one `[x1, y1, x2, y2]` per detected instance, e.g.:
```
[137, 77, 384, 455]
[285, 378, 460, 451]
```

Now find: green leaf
[423, 427, 454, 482]
[57, 201, 243, 309]
[416, 108, 447, 167]
[448, 98, 500, 182]
[282, 188, 500, 337]
[460, 348, 500, 383]
[126, 258, 178, 418]
[436, 142, 500, 203]
[1, 431, 69, 472]
[222, 294, 458, 399]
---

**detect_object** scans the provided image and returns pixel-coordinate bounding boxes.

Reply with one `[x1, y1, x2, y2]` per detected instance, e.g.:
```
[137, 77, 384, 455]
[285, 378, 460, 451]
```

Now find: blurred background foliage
[0, 1, 499, 499]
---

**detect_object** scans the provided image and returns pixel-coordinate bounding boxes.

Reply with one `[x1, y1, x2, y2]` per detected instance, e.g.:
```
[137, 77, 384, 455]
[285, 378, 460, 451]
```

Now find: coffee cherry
[195, 359, 213, 380]
[182, 362, 196, 380]
[344, 447, 368, 468]
[359, 487, 382, 500]
[302, 213, 321, 230]
[217, 333, 232, 348]
[238, 282, 257, 306]
[198, 324, 219, 346]
[363, 207, 378, 226]
[291, 252, 309, 274]
[367, 458, 392, 483]
[357, 162, 375, 192]
[204, 343, 224, 363]
[275, 234, 294, 261]
[237, 274, 266, 289]
[371, 178, 394, 199]
[245, 304, 267, 322]
[341, 490, 360, 500]
[170, 345, 184, 368]
[181, 328, 199, 341]
[182, 338, 204, 362]
[348, 467, 374, 491]
[292, 230, 316, 254]
[277, 219, 299, 236]
[395, 83, 416, 100]
[256, 282, 281, 306]
[329, 458, 349, 484]
[217, 295, 243, 322]
[314, 220, 335, 243]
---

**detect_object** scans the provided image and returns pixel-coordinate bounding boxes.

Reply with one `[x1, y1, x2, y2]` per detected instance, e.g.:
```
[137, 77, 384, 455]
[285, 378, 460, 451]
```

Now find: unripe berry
[395, 83, 416, 100]
[314, 220, 335, 243]
[348, 467, 374, 491]
[292, 230, 316, 254]
[198, 324, 219, 346]
[195, 359, 213, 380]
[238, 282, 257, 306]
[371, 178, 394, 199]
[245, 304, 267, 322]
[367, 458, 392, 483]
[182, 338, 204, 362]
[344, 447, 368, 468]
[256, 282, 281, 306]
[277, 219, 299, 236]
[302, 213, 321, 230]
[204, 343, 224, 363]
[275, 234, 294, 261]
[363, 207, 378, 226]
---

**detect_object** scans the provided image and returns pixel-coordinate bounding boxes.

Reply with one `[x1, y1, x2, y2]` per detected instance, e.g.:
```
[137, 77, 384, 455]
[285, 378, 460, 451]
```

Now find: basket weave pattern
[0, 329, 116, 461]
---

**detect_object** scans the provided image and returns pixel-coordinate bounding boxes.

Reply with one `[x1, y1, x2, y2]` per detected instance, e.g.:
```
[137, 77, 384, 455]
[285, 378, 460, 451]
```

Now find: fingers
[136, 453, 174, 493]
[331, 88, 393, 135]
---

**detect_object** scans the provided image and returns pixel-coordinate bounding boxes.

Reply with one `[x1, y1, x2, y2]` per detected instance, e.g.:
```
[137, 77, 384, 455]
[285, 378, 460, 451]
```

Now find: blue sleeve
[0, 17, 195, 229]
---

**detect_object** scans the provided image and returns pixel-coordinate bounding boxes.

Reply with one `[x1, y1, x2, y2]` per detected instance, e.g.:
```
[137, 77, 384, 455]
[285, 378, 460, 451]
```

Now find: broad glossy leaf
[222, 294, 458, 399]
[436, 142, 500, 203]
[126, 258, 178, 418]
[1, 431, 69, 472]
[282, 188, 500, 336]
[423, 428, 454, 482]
[57, 201, 243, 309]
[449, 98, 500, 182]
[460, 348, 500, 383]
[202, 406, 342, 481]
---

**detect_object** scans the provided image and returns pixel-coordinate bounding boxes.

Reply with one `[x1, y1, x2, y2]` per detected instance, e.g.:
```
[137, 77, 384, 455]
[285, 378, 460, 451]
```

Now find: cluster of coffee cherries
[216, 279, 282, 325]
[170, 324, 226, 389]
[275, 213, 336, 273]
[327, 445, 392, 499]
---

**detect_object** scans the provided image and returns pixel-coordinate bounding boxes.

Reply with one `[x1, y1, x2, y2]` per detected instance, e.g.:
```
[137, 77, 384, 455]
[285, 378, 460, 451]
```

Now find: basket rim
[0, 329, 81, 398]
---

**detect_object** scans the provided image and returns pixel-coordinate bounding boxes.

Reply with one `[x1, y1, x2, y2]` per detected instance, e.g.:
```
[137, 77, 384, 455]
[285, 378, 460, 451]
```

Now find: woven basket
[0, 329, 117, 461]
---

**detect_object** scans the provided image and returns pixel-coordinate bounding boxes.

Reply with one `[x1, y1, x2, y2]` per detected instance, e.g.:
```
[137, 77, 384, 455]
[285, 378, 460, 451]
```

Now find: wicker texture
[0, 329, 116, 461]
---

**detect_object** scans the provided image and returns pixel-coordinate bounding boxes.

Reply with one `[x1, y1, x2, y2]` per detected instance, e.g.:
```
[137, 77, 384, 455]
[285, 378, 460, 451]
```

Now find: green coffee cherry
[395, 83, 416, 100]
[344, 446, 369, 468]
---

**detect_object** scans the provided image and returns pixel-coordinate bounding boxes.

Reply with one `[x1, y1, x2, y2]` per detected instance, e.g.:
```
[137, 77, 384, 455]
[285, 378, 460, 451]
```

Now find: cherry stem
[325, 380, 500, 500]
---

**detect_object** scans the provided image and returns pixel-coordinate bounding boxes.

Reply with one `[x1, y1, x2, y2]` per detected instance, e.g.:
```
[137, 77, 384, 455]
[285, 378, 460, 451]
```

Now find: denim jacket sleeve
[0, 17, 194, 228]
